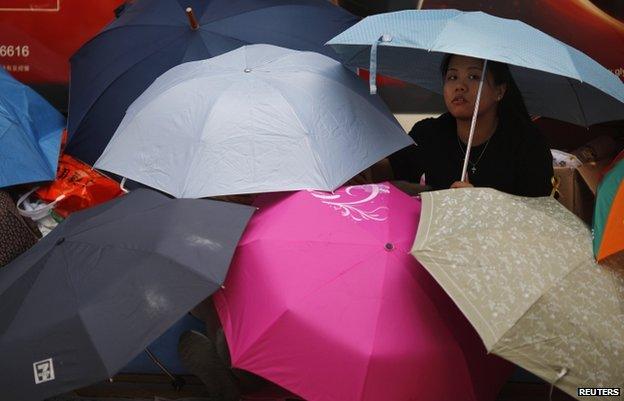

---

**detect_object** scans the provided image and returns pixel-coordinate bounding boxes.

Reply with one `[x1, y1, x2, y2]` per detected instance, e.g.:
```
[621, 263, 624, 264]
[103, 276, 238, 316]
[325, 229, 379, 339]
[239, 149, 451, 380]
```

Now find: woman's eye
[469, 74, 481, 80]
[446, 75, 456, 81]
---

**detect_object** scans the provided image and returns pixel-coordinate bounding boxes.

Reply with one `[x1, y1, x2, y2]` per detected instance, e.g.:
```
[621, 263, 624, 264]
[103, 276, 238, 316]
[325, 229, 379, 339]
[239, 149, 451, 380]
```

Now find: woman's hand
[450, 180, 474, 189]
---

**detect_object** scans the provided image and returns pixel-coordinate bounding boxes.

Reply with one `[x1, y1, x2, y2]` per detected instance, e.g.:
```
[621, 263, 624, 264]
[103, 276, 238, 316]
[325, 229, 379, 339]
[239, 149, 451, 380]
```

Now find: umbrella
[94, 44, 412, 198]
[411, 188, 624, 399]
[327, 9, 624, 180]
[0, 68, 65, 188]
[214, 183, 512, 401]
[0, 188, 254, 401]
[66, 0, 358, 165]
[593, 158, 624, 264]
[327, 9, 624, 126]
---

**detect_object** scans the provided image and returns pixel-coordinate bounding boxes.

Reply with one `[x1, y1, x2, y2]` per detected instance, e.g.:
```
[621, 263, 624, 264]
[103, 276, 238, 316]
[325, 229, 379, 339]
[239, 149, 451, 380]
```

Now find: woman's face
[443, 55, 506, 120]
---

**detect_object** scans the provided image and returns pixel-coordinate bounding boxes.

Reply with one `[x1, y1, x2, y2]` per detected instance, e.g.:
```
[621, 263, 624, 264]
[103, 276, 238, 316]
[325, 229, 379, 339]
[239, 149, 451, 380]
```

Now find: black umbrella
[0, 189, 254, 401]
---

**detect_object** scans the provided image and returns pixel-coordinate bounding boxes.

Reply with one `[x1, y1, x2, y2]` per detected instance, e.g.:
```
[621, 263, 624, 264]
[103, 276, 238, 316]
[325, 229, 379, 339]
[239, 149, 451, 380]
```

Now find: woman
[388, 54, 554, 197]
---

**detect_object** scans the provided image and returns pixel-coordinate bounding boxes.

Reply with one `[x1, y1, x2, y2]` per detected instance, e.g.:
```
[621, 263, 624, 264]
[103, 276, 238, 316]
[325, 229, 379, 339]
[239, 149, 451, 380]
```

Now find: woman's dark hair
[441, 54, 532, 128]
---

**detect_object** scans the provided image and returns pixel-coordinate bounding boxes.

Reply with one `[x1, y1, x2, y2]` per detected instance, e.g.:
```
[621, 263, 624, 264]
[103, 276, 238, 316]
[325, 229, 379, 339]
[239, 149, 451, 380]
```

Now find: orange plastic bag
[35, 154, 124, 218]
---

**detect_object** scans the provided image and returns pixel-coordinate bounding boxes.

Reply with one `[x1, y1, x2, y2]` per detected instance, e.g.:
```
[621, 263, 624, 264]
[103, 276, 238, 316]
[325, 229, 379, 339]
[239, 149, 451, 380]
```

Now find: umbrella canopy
[412, 188, 624, 399]
[0, 68, 64, 188]
[0, 189, 254, 401]
[94, 44, 412, 198]
[214, 183, 512, 401]
[327, 9, 624, 126]
[66, 0, 358, 165]
[593, 158, 624, 263]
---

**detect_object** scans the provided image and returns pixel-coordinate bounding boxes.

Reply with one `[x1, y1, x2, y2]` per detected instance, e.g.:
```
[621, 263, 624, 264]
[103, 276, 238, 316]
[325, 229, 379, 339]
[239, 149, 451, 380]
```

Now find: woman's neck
[456, 110, 498, 146]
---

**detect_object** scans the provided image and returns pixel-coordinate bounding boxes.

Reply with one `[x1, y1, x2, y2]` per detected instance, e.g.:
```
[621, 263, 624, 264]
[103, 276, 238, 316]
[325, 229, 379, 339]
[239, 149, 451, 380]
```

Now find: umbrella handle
[144, 347, 186, 391]
[460, 60, 488, 182]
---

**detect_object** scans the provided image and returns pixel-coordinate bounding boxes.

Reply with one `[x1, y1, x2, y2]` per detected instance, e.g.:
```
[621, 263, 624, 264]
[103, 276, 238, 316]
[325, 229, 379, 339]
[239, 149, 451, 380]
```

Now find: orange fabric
[598, 183, 624, 261]
[35, 154, 124, 218]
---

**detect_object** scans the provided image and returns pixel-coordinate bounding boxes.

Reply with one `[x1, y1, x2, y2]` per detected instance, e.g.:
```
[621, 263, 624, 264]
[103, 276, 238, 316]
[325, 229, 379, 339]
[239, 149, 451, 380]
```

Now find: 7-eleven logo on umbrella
[33, 358, 55, 384]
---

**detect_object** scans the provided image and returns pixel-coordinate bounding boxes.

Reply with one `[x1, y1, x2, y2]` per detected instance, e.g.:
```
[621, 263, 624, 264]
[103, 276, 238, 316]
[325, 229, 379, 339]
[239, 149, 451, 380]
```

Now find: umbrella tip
[185, 7, 199, 30]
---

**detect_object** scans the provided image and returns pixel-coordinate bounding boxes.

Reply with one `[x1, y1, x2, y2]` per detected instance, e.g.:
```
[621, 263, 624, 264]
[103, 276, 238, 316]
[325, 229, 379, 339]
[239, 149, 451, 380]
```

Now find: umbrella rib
[65, 202, 169, 238]
[566, 77, 589, 127]
[426, 12, 463, 52]
[55, 242, 113, 374]
[179, 78, 241, 196]
[249, 76, 330, 188]
[64, 238, 224, 285]
[71, 29, 188, 135]
[356, 253, 391, 401]
[202, 4, 341, 26]
[492, 259, 589, 351]
[235, 246, 382, 358]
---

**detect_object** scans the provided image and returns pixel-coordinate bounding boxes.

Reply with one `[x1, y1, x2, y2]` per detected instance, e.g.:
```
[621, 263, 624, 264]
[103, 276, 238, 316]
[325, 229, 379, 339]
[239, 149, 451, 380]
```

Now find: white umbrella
[95, 44, 412, 198]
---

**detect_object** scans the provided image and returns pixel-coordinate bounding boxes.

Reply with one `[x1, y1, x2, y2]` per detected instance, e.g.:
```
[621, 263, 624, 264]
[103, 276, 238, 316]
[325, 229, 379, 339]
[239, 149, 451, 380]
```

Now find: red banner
[0, 0, 124, 83]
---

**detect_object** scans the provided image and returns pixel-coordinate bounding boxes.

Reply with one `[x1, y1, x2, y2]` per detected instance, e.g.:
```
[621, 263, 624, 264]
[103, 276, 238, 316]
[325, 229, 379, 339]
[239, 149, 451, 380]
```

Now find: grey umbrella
[0, 189, 254, 401]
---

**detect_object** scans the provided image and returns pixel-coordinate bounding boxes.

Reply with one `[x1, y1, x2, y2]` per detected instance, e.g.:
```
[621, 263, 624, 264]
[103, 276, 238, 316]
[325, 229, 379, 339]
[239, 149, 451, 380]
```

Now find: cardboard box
[553, 160, 610, 224]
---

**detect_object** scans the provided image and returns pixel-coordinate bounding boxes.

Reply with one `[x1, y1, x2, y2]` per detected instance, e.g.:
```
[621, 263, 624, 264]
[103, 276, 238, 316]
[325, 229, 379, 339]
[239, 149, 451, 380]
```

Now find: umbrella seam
[64, 202, 170, 238]
[356, 252, 391, 401]
[427, 11, 463, 51]
[69, 29, 187, 135]
[179, 78, 241, 197]
[249, 75, 330, 188]
[235, 246, 383, 361]
[566, 77, 589, 127]
[58, 242, 114, 374]
[493, 258, 589, 351]
[62, 239, 224, 285]
[201, 3, 348, 26]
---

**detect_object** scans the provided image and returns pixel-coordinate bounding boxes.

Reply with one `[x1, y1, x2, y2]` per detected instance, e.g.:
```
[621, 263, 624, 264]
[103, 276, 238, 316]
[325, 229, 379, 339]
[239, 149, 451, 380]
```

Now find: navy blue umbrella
[66, 0, 358, 165]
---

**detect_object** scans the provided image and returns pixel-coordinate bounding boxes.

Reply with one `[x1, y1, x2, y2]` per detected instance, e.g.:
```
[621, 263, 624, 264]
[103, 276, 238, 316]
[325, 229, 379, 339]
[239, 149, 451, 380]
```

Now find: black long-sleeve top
[389, 113, 554, 197]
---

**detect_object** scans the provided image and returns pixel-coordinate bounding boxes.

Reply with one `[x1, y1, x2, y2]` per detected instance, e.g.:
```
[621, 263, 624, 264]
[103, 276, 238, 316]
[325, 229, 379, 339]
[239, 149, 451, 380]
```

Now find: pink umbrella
[214, 183, 512, 401]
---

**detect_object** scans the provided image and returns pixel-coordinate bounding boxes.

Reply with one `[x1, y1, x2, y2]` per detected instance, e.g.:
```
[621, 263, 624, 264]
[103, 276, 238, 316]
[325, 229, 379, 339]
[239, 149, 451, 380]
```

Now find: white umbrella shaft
[461, 60, 488, 182]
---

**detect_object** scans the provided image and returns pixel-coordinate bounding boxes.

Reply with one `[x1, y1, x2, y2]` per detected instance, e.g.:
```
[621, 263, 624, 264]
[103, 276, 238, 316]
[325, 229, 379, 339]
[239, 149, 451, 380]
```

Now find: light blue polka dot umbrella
[327, 9, 624, 180]
[327, 9, 624, 127]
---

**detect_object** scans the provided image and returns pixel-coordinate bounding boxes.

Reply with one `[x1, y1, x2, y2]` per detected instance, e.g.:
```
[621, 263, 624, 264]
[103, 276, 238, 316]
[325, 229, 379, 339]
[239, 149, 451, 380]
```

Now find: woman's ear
[497, 83, 508, 101]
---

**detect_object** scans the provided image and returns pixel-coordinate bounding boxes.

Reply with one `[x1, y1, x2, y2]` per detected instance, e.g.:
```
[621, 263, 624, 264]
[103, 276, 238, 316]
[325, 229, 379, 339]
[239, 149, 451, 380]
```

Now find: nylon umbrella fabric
[327, 9, 624, 126]
[411, 188, 624, 400]
[94, 44, 412, 198]
[593, 158, 624, 264]
[0, 68, 64, 188]
[65, 0, 358, 165]
[214, 183, 512, 401]
[0, 188, 254, 401]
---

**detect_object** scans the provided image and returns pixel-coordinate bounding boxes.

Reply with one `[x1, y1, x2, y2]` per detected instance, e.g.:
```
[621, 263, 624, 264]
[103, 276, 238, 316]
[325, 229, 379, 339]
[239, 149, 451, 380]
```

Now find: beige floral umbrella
[412, 188, 624, 400]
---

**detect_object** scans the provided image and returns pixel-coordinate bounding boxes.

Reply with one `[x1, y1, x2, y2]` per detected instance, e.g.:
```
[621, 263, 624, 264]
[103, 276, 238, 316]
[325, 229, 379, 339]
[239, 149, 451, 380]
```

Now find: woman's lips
[452, 96, 468, 105]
